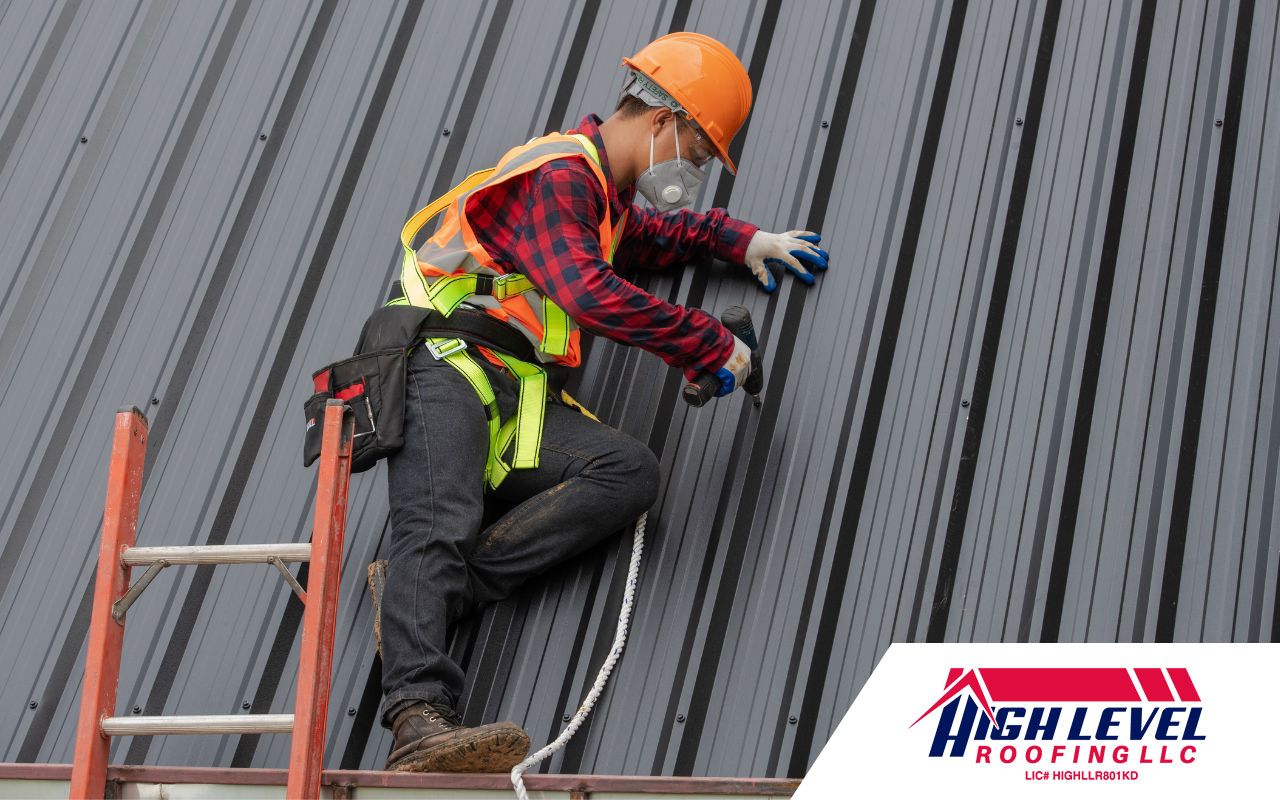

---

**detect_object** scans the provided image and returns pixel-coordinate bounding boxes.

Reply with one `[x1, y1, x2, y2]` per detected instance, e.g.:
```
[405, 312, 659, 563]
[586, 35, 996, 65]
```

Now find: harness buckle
[490, 273, 520, 298]
[426, 338, 467, 360]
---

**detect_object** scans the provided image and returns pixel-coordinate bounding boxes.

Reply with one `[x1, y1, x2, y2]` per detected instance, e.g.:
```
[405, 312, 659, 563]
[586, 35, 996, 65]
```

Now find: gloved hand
[712, 333, 754, 397]
[743, 229, 829, 292]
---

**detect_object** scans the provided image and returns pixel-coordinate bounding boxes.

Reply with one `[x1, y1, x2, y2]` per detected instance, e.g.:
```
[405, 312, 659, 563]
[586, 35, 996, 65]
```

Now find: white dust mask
[634, 117, 705, 212]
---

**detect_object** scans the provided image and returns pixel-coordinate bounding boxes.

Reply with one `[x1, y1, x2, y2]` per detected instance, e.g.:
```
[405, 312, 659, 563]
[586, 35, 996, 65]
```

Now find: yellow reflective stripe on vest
[569, 133, 601, 171]
[539, 296, 570, 356]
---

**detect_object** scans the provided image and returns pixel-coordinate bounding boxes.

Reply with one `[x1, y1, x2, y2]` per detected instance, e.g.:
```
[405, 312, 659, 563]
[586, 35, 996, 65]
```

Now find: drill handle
[681, 305, 764, 406]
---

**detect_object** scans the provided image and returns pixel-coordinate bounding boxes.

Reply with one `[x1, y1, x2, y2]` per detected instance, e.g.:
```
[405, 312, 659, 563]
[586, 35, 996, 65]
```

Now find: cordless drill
[682, 305, 764, 408]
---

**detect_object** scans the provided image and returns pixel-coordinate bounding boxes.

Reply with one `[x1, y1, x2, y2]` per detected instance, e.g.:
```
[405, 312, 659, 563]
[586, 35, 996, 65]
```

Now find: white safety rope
[510, 511, 647, 799]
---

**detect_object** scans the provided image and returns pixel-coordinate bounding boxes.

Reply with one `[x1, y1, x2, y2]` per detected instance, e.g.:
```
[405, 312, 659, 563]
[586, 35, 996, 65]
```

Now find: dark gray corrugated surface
[0, 0, 1276, 779]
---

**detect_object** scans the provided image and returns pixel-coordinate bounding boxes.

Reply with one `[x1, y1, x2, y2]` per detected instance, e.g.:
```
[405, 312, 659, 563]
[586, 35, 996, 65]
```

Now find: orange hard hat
[621, 32, 752, 174]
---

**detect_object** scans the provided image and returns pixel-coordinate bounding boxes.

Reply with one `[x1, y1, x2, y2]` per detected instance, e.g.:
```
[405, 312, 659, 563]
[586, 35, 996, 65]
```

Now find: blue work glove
[743, 229, 830, 292]
[712, 334, 754, 397]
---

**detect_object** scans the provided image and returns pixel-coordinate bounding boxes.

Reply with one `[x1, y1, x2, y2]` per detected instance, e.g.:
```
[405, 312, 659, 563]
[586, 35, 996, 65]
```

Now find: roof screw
[28, 701, 37, 710]
[242, 701, 251, 710]
[961, 399, 970, 408]
[1215, 118, 1223, 127]
[1015, 117, 1023, 126]
[150, 397, 159, 405]
[442, 128, 451, 136]
[80, 136, 88, 143]
[676, 713, 686, 723]
[347, 707, 357, 717]
[820, 120, 829, 128]
[133, 706, 142, 714]
[259, 133, 267, 141]
[789, 715, 798, 725]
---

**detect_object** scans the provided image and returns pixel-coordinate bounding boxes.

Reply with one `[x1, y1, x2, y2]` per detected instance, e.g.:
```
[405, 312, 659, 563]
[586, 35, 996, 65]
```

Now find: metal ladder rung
[100, 713, 294, 736]
[121, 543, 311, 566]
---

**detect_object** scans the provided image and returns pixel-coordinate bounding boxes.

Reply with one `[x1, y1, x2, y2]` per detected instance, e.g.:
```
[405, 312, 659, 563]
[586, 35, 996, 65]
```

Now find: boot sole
[387, 724, 530, 773]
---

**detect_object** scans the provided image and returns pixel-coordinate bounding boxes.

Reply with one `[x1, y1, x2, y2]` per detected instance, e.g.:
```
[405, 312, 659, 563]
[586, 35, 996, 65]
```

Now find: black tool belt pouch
[302, 304, 430, 473]
[302, 348, 406, 473]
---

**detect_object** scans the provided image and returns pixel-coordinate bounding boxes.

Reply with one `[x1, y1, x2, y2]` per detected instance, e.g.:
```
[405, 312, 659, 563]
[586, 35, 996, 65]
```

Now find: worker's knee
[608, 434, 660, 514]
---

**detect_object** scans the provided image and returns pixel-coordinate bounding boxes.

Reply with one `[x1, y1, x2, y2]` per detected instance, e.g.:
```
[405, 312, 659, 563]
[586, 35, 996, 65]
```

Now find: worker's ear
[649, 107, 674, 136]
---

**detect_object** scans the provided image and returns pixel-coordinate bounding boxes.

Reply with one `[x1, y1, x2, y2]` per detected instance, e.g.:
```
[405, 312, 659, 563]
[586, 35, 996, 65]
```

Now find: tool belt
[302, 282, 597, 482]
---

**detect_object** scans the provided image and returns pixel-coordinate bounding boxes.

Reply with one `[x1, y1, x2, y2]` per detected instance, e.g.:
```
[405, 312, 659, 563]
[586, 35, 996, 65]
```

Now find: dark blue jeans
[378, 343, 660, 726]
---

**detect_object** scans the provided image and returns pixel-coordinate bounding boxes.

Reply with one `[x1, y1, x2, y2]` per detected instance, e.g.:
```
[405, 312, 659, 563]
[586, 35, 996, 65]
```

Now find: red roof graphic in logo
[910, 668, 1200, 730]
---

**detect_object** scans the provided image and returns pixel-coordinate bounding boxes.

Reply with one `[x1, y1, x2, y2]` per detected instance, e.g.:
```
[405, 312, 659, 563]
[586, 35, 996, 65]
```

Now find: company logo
[911, 668, 1204, 782]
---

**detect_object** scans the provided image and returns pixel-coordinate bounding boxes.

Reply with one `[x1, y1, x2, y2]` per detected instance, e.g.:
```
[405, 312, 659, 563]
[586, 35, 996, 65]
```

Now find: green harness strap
[419, 336, 535, 490]
[424, 272, 534, 312]
[487, 350, 548, 487]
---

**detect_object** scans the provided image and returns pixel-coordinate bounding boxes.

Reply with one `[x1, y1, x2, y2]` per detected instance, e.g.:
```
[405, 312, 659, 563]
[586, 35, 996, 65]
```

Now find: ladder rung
[101, 714, 294, 736]
[121, 543, 311, 566]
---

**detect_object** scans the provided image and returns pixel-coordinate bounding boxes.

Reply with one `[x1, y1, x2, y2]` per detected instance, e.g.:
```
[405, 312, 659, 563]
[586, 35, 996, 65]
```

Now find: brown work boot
[385, 700, 531, 773]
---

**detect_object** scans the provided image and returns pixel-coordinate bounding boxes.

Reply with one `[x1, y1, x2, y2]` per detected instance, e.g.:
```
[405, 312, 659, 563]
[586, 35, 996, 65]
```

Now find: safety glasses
[679, 115, 717, 167]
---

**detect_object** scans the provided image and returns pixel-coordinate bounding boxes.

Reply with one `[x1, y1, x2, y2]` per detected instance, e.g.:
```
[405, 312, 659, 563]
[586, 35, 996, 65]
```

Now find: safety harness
[389, 133, 622, 489]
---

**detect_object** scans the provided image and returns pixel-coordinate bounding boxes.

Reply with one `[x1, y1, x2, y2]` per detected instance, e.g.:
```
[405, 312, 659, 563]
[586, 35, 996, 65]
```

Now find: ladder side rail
[286, 400, 353, 799]
[69, 408, 149, 800]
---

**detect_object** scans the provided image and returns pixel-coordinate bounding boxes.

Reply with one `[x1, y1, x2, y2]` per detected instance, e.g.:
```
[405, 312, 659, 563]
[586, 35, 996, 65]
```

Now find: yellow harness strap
[419, 335, 598, 489]
[419, 337, 504, 488]
[425, 272, 536, 313]
[416, 337, 548, 490]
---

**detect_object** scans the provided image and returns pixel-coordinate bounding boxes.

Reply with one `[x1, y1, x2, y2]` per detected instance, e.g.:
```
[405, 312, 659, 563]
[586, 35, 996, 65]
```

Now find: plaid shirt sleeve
[612, 205, 758, 273]
[505, 162, 735, 378]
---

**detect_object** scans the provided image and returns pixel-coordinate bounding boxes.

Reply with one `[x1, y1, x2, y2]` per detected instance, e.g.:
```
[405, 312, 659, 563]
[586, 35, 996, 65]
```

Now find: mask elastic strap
[647, 130, 656, 176]
[673, 116, 683, 165]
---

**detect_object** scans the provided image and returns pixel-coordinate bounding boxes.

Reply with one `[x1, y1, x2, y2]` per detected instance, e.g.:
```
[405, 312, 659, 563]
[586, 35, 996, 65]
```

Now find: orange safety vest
[395, 132, 627, 369]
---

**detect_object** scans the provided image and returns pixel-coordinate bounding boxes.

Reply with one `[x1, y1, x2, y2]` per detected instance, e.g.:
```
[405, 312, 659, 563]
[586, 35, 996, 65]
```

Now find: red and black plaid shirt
[465, 113, 758, 378]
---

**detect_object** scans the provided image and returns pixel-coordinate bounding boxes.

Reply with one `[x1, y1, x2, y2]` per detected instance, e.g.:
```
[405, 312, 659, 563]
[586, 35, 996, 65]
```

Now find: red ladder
[69, 400, 354, 799]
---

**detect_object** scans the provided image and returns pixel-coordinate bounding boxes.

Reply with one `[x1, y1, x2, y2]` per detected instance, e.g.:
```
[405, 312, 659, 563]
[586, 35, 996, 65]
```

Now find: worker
[377, 31, 830, 773]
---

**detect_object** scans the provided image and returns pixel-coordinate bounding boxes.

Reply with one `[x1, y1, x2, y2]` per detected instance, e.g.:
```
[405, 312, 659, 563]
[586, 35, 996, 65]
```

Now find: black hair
[614, 93, 654, 118]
